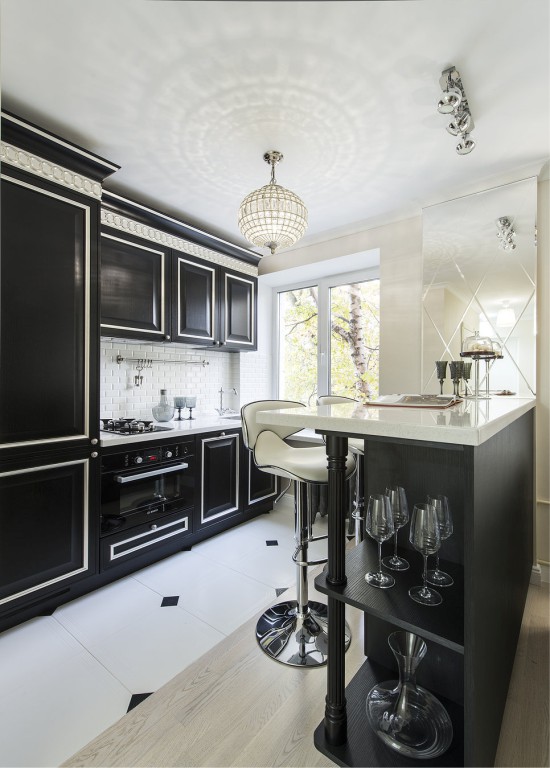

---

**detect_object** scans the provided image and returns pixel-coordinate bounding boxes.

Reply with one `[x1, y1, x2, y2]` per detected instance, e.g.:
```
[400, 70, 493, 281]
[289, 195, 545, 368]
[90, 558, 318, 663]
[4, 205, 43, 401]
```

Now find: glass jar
[152, 389, 174, 422]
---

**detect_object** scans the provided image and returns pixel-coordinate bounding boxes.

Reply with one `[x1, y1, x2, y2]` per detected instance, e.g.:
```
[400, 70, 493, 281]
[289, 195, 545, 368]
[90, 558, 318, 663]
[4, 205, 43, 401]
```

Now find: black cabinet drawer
[100, 509, 191, 571]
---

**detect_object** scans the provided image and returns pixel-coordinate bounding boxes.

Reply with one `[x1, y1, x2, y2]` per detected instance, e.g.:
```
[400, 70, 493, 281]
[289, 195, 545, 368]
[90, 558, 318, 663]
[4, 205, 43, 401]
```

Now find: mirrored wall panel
[422, 177, 537, 397]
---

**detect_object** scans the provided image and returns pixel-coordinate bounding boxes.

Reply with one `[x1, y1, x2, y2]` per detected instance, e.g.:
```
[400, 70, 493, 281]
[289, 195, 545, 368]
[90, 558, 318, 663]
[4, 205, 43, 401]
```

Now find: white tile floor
[0, 500, 329, 768]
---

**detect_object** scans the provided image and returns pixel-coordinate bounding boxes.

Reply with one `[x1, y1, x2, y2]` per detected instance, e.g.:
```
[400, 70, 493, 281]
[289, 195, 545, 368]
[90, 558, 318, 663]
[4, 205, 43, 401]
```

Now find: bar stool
[317, 395, 365, 544]
[241, 399, 356, 667]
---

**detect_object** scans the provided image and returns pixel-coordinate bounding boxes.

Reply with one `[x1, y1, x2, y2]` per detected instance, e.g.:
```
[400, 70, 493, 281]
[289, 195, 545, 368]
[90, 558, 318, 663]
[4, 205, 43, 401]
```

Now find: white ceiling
[1, 0, 549, 258]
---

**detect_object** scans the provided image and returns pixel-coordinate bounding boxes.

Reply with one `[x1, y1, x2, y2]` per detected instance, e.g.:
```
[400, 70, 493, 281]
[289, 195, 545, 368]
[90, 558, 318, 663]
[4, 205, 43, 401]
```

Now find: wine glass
[426, 495, 454, 587]
[382, 486, 410, 571]
[449, 360, 464, 397]
[408, 503, 442, 606]
[435, 361, 448, 395]
[174, 397, 186, 421]
[365, 494, 395, 589]
[185, 396, 196, 420]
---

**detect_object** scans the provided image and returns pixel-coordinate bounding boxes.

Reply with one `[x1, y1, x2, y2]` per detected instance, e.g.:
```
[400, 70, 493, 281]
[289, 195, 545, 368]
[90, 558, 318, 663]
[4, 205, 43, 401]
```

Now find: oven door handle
[114, 462, 189, 484]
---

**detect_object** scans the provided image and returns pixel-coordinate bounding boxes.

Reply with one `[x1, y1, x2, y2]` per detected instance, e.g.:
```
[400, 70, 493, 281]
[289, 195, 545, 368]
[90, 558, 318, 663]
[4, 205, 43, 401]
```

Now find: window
[276, 269, 380, 405]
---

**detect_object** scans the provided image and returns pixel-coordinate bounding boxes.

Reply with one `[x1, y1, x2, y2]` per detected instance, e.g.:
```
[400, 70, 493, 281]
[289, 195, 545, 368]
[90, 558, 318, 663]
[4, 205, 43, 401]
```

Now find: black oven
[100, 440, 195, 536]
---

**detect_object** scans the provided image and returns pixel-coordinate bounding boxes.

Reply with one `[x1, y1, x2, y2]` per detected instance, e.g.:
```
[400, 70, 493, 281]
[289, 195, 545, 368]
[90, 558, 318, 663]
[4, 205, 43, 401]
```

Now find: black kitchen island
[258, 397, 535, 768]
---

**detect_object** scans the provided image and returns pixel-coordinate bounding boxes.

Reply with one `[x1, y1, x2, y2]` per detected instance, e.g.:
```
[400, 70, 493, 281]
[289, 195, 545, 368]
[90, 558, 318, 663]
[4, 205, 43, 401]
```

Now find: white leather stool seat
[255, 430, 356, 484]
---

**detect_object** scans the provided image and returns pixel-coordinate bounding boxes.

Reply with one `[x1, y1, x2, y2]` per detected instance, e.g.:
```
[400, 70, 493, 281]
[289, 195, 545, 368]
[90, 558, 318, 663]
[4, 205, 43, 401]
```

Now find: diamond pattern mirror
[422, 177, 537, 396]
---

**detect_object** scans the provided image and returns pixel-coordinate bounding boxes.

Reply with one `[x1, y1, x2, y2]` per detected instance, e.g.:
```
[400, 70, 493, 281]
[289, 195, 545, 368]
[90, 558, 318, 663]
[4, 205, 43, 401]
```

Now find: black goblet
[435, 361, 448, 395]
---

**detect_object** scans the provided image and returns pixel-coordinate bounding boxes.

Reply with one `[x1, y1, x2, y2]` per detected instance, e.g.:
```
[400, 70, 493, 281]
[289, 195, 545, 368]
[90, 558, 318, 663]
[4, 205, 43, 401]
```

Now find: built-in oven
[100, 440, 194, 570]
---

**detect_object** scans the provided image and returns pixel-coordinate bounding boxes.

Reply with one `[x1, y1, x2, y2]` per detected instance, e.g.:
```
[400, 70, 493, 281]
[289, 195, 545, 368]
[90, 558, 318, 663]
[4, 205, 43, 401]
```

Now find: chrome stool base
[256, 599, 351, 667]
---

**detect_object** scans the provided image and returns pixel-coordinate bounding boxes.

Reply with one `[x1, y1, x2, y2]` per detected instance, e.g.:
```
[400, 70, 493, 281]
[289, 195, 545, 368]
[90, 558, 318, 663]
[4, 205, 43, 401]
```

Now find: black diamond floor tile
[127, 692, 154, 713]
[276, 587, 288, 597]
[266, 539, 279, 546]
[161, 595, 180, 607]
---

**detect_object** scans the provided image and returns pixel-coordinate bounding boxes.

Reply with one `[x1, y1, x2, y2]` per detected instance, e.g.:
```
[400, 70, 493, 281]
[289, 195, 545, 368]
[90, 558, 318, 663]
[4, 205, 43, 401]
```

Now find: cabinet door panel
[0, 460, 90, 605]
[221, 272, 256, 349]
[0, 176, 89, 446]
[174, 256, 216, 343]
[101, 232, 168, 339]
[246, 453, 278, 508]
[200, 433, 239, 525]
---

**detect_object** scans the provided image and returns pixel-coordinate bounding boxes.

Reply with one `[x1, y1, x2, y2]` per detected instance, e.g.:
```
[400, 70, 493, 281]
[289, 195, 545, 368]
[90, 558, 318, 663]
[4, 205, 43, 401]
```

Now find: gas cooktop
[100, 418, 173, 435]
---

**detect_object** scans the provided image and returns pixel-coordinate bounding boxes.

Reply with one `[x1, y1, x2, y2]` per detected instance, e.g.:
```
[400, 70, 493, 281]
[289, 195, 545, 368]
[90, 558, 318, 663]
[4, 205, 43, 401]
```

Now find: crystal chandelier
[238, 151, 308, 255]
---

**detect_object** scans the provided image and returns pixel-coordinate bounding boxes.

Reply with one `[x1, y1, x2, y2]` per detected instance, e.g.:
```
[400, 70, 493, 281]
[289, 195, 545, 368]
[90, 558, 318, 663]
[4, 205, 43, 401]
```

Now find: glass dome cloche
[460, 331, 494, 358]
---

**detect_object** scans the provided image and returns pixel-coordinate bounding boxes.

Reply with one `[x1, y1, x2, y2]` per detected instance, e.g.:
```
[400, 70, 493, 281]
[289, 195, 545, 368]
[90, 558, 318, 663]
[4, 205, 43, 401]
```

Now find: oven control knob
[134, 456, 143, 465]
[150, 524, 158, 530]
[164, 450, 173, 459]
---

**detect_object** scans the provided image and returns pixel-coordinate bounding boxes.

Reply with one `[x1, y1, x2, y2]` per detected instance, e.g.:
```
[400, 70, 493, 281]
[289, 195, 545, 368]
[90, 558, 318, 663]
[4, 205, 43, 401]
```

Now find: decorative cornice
[101, 209, 258, 277]
[1, 141, 102, 199]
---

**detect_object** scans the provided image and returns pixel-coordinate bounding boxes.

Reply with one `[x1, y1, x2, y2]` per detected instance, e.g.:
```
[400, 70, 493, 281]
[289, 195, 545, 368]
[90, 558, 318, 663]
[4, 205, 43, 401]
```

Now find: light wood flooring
[64, 578, 549, 768]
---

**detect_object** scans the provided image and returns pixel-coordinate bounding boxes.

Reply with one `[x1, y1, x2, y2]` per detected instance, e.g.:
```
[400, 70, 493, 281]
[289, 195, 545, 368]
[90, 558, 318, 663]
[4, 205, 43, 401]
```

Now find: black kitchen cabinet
[172, 253, 257, 350]
[0, 111, 117, 630]
[0, 455, 96, 611]
[243, 449, 279, 513]
[197, 430, 241, 530]
[100, 191, 258, 350]
[100, 229, 171, 342]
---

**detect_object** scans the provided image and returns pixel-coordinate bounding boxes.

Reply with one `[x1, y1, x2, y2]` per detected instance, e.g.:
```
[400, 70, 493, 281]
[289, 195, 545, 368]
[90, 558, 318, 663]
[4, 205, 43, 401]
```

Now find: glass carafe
[152, 389, 174, 422]
[366, 630, 453, 759]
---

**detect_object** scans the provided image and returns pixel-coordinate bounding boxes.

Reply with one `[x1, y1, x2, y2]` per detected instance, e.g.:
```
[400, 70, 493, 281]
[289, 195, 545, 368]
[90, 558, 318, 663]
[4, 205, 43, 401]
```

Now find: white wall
[259, 216, 423, 395]
[536, 178, 549, 567]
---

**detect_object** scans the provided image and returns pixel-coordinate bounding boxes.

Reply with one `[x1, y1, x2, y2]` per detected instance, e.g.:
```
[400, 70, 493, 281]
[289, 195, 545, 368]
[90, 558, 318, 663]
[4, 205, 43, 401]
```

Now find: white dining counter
[257, 396, 535, 447]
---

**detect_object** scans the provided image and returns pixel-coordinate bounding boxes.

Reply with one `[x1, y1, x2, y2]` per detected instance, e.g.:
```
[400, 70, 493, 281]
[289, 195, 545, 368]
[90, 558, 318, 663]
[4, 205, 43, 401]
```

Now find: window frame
[273, 265, 380, 401]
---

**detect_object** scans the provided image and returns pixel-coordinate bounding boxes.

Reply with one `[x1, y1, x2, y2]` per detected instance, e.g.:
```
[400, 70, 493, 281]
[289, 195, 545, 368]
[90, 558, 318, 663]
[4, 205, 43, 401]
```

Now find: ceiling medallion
[238, 151, 308, 255]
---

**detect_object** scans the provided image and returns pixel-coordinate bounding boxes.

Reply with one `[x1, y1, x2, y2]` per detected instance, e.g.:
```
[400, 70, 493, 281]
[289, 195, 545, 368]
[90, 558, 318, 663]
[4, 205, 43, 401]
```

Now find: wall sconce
[437, 66, 475, 155]
[495, 216, 516, 250]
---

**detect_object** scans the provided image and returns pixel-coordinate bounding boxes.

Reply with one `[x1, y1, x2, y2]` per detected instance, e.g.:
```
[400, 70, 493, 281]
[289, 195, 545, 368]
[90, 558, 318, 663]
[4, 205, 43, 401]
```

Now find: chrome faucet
[216, 387, 237, 415]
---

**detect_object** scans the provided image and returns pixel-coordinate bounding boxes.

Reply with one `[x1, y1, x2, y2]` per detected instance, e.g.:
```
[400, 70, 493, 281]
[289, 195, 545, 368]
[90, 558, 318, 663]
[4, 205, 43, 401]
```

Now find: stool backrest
[241, 400, 305, 450]
[317, 395, 358, 405]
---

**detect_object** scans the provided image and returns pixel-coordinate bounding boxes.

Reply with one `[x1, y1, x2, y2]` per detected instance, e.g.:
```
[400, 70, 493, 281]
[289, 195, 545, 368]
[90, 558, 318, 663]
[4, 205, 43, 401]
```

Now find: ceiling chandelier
[238, 151, 308, 255]
[437, 66, 476, 155]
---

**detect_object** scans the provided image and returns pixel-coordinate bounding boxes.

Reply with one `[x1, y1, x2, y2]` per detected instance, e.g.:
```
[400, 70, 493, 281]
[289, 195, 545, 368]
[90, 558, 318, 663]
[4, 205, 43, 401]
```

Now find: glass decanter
[152, 389, 174, 422]
[366, 630, 453, 759]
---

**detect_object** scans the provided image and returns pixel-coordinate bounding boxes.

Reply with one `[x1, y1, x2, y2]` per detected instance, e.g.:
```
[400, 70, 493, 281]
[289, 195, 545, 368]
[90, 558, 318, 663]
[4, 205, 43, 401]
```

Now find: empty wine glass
[174, 397, 186, 421]
[426, 495, 454, 587]
[382, 486, 410, 571]
[449, 360, 464, 397]
[365, 494, 395, 589]
[185, 396, 196, 420]
[408, 503, 442, 606]
[435, 361, 448, 395]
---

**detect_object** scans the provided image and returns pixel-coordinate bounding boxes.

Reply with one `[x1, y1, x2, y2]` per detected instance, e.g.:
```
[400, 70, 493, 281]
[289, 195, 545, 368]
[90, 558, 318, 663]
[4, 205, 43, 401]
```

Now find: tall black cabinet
[0, 111, 118, 629]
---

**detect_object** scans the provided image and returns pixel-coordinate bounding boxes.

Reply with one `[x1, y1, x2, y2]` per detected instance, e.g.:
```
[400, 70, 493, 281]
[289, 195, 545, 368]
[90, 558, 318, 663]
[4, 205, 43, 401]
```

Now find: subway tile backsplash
[100, 340, 271, 419]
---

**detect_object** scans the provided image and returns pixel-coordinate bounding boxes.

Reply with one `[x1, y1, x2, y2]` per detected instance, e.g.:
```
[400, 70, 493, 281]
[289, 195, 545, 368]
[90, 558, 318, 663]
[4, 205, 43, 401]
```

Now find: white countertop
[257, 397, 535, 447]
[100, 413, 242, 447]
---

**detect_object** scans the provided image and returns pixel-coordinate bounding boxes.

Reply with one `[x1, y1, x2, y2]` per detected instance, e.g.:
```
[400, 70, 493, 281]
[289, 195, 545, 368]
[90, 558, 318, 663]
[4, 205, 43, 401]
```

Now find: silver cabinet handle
[115, 462, 188, 484]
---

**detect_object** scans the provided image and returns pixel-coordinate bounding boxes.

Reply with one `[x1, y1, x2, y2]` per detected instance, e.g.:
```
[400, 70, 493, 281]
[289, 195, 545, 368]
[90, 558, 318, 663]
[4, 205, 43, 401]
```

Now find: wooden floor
[64, 578, 549, 768]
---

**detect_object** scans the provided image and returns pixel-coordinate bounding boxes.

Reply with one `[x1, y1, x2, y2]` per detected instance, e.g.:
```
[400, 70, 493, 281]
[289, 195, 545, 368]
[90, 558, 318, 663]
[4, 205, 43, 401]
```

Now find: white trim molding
[1, 141, 102, 199]
[101, 208, 258, 277]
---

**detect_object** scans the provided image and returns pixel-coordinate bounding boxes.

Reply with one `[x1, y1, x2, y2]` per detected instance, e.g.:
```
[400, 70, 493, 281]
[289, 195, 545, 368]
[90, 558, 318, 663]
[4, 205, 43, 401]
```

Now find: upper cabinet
[100, 230, 171, 342]
[173, 253, 256, 349]
[100, 192, 259, 350]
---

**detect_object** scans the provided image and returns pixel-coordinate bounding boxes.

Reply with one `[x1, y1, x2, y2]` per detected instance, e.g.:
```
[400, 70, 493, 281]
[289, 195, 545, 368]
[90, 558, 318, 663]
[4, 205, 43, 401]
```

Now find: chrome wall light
[238, 151, 308, 255]
[437, 66, 475, 155]
[495, 216, 516, 250]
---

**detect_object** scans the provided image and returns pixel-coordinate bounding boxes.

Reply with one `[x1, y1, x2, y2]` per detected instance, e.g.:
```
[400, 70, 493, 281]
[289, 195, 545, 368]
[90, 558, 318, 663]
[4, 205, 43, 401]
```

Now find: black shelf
[314, 658, 464, 768]
[315, 539, 464, 652]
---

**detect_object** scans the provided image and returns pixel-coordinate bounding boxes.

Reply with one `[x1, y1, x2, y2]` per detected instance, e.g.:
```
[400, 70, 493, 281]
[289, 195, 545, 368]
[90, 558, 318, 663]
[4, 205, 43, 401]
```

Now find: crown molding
[1, 140, 102, 199]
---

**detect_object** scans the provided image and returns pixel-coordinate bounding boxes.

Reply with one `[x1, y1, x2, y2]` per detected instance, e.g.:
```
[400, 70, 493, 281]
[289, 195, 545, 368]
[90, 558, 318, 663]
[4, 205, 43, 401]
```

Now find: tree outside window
[278, 278, 379, 405]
